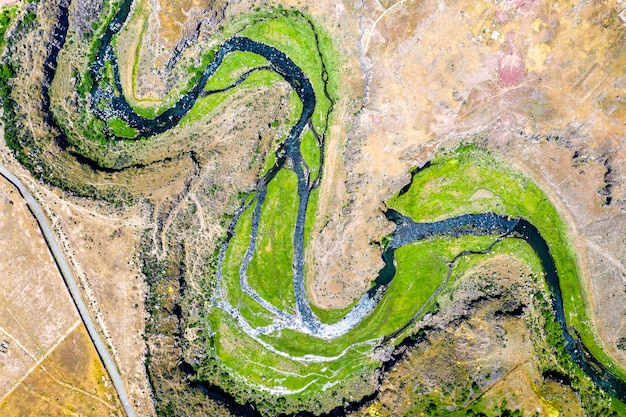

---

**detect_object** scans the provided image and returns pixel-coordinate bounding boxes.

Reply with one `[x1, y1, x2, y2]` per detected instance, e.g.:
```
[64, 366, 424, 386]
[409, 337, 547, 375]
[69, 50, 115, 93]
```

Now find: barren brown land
[28, 182, 156, 416]
[0, 326, 124, 416]
[0, 158, 123, 415]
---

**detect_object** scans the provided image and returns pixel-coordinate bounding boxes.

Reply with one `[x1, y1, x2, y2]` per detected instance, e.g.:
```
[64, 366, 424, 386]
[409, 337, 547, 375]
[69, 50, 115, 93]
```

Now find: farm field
[0, 325, 124, 416]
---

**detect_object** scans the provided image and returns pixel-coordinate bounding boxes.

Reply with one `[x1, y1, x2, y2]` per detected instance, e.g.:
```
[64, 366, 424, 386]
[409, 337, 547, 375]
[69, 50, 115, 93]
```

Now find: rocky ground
[350, 255, 586, 416]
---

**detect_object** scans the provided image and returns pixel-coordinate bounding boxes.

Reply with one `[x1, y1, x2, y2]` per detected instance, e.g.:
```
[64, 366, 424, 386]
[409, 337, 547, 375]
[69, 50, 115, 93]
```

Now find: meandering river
[49, 0, 626, 407]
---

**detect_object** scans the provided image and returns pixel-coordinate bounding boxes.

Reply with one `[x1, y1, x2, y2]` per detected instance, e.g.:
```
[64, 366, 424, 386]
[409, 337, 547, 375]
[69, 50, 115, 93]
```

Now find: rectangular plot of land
[0, 176, 79, 396]
[0, 336, 36, 395]
[0, 325, 123, 416]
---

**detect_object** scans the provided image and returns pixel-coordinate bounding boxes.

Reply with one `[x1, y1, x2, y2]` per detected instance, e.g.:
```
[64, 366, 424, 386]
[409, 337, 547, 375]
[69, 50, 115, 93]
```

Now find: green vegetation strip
[235, 9, 338, 134]
[221, 204, 276, 328]
[300, 129, 321, 182]
[180, 70, 283, 128]
[207, 308, 375, 394]
[203, 51, 269, 92]
[214, 231, 501, 393]
[247, 168, 299, 313]
[0, 5, 19, 52]
[106, 117, 138, 138]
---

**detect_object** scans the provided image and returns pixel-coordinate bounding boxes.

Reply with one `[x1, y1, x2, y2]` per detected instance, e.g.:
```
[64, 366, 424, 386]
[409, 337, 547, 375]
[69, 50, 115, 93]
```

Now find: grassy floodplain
[211, 143, 626, 413]
[106, 117, 138, 138]
[0, 5, 19, 52]
[246, 169, 299, 313]
[25, 2, 338, 180]
[111, 3, 337, 137]
[179, 69, 284, 128]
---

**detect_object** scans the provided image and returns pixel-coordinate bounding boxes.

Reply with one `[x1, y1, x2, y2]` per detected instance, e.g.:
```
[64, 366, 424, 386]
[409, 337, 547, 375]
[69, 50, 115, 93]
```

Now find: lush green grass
[179, 69, 283, 128]
[207, 307, 376, 395]
[247, 168, 299, 313]
[212, 145, 626, 404]
[202, 10, 338, 332]
[385, 236, 623, 417]
[309, 299, 357, 325]
[611, 397, 626, 415]
[109, 0, 217, 119]
[16, 0, 620, 406]
[300, 129, 321, 182]
[204, 51, 269, 92]
[109, 5, 340, 129]
[221, 204, 277, 328]
[213, 231, 507, 396]
[255, 235, 497, 359]
[21, 4, 339, 193]
[0, 5, 20, 53]
[104, 60, 115, 85]
[285, 89, 304, 128]
[106, 117, 138, 138]
[237, 10, 338, 136]
[444, 238, 543, 288]
[258, 138, 280, 177]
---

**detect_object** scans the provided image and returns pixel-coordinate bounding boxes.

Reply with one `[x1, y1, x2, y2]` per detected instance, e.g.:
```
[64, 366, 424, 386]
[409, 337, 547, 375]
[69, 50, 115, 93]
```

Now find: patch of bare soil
[0, 325, 124, 416]
[0, 170, 79, 398]
[506, 140, 626, 372]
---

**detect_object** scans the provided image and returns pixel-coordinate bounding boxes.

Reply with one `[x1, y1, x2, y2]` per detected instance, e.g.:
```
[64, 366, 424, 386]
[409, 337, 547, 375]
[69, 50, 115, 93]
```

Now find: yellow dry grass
[0, 174, 80, 394]
[157, 0, 219, 47]
[0, 325, 124, 416]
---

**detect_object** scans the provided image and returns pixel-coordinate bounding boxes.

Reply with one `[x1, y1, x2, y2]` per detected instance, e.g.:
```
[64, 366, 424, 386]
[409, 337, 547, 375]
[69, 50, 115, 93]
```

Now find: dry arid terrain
[298, 0, 626, 317]
[0, 0, 624, 415]
[0, 151, 124, 415]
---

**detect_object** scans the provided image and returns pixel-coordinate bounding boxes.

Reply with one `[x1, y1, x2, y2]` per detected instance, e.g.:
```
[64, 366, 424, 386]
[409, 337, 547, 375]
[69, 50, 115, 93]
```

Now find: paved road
[0, 164, 136, 417]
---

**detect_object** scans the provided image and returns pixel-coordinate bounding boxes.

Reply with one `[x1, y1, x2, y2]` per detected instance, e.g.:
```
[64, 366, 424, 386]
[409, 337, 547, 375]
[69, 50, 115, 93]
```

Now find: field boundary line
[0, 320, 80, 403]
